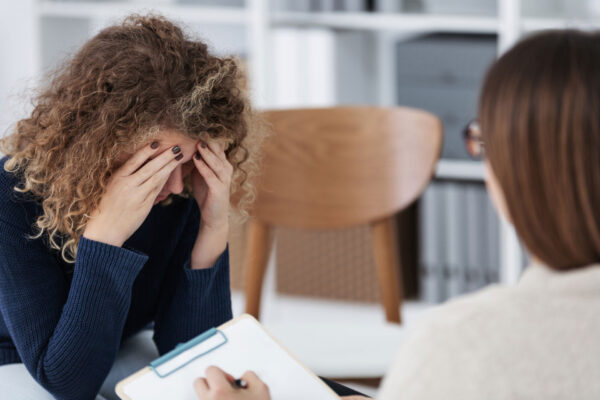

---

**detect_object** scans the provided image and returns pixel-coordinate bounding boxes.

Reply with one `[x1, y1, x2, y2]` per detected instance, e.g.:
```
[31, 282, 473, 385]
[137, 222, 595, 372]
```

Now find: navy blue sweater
[0, 156, 232, 399]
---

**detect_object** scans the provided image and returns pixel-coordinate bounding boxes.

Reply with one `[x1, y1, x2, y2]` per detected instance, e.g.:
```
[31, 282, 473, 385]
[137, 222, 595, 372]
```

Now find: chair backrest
[252, 106, 443, 229]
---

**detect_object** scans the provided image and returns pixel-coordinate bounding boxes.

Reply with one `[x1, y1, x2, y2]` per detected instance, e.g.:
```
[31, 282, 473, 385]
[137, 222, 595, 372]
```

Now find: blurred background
[0, 0, 594, 395]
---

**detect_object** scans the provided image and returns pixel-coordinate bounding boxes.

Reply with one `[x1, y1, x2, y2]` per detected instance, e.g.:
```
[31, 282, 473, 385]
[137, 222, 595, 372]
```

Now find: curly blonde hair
[0, 14, 263, 264]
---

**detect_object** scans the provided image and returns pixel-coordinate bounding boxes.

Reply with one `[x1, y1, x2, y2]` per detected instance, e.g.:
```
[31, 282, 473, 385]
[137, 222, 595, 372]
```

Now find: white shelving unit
[271, 11, 499, 33]
[435, 159, 485, 181]
[263, 0, 599, 287]
[38, 1, 249, 22]
[11, 0, 598, 288]
[35, 0, 270, 105]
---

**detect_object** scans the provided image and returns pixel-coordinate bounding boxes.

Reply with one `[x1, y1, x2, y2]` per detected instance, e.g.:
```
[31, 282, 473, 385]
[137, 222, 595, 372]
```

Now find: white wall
[0, 0, 38, 144]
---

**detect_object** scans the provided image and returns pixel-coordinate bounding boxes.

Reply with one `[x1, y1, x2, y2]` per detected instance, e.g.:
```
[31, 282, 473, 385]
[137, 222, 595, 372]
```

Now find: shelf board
[522, 17, 600, 32]
[271, 12, 499, 34]
[435, 159, 485, 180]
[38, 1, 249, 24]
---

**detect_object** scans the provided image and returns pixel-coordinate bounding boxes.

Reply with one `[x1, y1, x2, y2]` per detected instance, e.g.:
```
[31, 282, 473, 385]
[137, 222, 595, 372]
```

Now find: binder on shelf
[486, 191, 501, 284]
[445, 182, 466, 298]
[270, 27, 336, 109]
[419, 182, 446, 303]
[116, 314, 338, 400]
[466, 184, 488, 292]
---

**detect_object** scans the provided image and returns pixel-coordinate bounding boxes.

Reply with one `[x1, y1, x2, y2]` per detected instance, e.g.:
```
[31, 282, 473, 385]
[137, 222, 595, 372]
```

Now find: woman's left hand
[191, 140, 233, 229]
[190, 140, 233, 269]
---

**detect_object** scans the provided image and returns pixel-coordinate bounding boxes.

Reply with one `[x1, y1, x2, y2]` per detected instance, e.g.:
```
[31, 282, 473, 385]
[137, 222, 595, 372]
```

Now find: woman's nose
[165, 165, 184, 194]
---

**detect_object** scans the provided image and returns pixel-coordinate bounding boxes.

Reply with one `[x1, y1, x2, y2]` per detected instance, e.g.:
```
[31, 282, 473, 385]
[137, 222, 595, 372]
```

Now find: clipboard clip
[149, 328, 228, 378]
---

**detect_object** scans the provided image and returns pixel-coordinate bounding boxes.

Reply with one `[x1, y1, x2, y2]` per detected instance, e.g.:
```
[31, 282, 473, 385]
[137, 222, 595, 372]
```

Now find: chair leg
[243, 219, 272, 320]
[372, 216, 403, 324]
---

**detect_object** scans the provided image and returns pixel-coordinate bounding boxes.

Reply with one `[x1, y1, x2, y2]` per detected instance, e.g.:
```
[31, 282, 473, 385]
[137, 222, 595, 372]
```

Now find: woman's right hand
[83, 142, 185, 247]
[194, 367, 271, 400]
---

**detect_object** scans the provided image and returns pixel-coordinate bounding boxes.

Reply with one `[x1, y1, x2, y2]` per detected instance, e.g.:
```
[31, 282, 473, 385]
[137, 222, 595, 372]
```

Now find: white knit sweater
[378, 263, 600, 400]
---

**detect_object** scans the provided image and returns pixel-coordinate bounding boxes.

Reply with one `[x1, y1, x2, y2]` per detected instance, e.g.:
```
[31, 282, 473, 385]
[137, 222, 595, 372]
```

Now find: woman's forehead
[155, 130, 229, 149]
[155, 130, 199, 150]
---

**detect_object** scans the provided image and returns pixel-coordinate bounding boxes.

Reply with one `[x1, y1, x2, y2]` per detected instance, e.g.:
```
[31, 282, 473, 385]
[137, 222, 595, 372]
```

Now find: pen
[233, 379, 248, 389]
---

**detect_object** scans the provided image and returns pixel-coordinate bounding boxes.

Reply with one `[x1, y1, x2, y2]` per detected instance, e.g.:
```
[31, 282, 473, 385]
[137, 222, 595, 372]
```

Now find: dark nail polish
[172, 146, 181, 154]
[175, 153, 183, 161]
[194, 151, 201, 160]
[151, 141, 159, 149]
[201, 142, 207, 149]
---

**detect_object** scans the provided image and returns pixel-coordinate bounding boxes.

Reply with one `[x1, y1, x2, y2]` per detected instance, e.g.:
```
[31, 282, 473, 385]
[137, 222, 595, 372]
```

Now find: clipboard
[116, 314, 339, 400]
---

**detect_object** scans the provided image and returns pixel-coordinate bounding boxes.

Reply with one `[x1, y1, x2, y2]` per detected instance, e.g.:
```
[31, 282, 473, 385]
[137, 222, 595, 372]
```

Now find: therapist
[192, 28, 600, 400]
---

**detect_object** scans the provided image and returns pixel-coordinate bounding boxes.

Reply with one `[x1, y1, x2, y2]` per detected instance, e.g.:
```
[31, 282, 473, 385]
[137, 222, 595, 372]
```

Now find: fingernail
[194, 151, 201, 160]
[200, 142, 207, 149]
[172, 146, 181, 154]
[151, 141, 159, 149]
[175, 153, 183, 161]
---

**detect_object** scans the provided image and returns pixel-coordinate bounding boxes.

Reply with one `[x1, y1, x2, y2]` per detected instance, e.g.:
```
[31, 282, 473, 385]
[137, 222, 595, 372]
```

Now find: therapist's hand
[194, 366, 271, 400]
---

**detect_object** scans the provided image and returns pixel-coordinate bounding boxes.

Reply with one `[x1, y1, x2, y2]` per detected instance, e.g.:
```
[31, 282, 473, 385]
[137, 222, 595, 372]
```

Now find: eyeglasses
[463, 119, 484, 160]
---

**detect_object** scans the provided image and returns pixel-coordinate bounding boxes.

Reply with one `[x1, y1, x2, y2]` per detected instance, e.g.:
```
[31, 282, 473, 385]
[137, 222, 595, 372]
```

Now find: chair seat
[264, 321, 406, 378]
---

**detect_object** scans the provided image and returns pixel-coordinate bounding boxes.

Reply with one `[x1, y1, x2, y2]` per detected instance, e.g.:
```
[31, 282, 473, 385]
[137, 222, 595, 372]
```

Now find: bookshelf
[38, 1, 250, 22]
[7, 0, 595, 291]
[271, 12, 499, 33]
[435, 160, 484, 181]
[34, 0, 269, 105]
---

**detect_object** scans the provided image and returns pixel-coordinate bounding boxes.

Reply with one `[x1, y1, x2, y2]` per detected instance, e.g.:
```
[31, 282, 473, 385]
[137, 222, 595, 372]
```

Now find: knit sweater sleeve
[0, 220, 149, 400]
[152, 201, 232, 355]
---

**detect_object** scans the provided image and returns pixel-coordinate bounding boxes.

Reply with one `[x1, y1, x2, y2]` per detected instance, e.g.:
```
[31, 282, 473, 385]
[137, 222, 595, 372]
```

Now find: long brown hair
[0, 14, 262, 264]
[479, 30, 600, 270]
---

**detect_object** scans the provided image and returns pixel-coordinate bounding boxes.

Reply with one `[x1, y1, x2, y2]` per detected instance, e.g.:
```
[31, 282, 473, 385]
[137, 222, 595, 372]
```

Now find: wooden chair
[243, 106, 442, 323]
